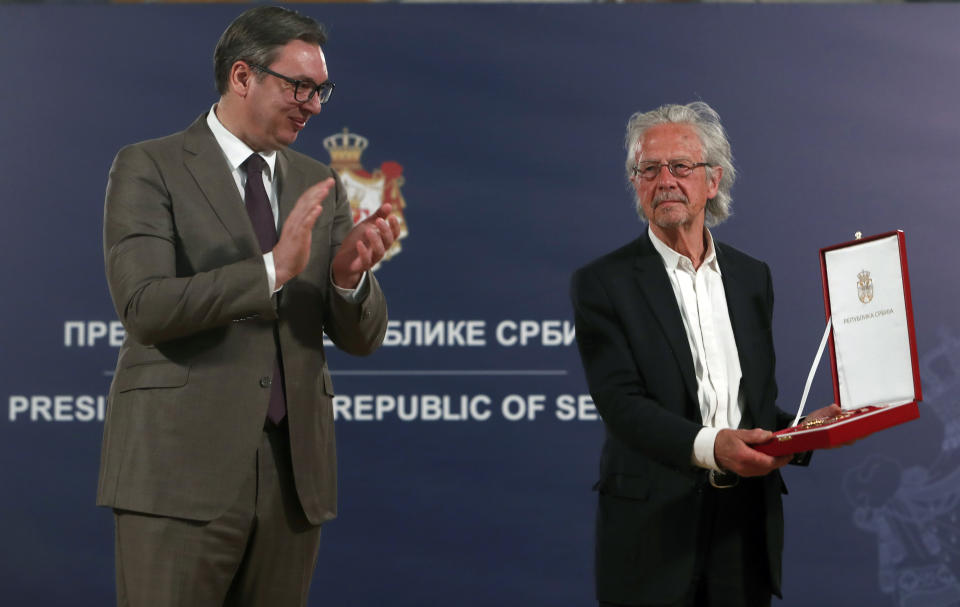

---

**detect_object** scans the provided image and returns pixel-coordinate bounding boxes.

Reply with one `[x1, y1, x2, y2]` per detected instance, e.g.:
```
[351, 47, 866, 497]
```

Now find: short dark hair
[213, 6, 327, 95]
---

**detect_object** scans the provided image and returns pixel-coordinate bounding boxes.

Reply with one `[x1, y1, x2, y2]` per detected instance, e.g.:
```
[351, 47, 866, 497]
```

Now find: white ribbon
[792, 317, 833, 428]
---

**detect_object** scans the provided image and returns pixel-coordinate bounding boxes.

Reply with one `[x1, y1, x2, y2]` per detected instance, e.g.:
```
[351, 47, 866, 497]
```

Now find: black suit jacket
[570, 232, 793, 605]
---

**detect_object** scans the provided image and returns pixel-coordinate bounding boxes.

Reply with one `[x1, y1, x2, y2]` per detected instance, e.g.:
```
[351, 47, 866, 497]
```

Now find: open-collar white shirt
[648, 227, 745, 472]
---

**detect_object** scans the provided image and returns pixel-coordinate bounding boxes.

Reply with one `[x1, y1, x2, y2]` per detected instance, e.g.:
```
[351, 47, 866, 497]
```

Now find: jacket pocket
[594, 474, 651, 502]
[115, 360, 189, 393]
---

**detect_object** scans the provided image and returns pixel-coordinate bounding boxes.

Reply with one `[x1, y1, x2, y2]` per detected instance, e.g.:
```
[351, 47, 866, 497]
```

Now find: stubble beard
[638, 191, 691, 229]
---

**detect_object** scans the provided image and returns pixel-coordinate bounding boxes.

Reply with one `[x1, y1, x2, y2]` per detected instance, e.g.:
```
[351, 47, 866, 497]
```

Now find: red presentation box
[756, 231, 922, 456]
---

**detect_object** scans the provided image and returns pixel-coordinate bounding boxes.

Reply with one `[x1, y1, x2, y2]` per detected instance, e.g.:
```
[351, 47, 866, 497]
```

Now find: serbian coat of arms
[857, 269, 874, 304]
[323, 128, 408, 269]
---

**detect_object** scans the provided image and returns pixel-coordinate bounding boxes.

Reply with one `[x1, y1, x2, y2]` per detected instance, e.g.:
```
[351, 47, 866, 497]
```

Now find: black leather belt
[709, 469, 740, 489]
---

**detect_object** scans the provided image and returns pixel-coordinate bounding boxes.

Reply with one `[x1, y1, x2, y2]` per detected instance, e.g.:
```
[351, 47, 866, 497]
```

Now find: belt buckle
[709, 469, 739, 489]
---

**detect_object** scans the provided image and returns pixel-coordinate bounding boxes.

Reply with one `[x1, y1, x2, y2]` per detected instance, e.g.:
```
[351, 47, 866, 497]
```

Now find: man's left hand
[805, 404, 843, 423]
[804, 403, 861, 448]
[332, 203, 402, 289]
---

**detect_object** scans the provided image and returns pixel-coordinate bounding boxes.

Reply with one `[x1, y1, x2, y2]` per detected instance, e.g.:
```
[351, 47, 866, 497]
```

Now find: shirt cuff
[691, 427, 722, 472]
[263, 252, 277, 293]
[332, 270, 368, 304]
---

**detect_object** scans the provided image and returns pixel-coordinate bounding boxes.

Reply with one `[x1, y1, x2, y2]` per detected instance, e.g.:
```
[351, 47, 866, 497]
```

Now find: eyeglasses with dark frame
[631, 160, 711, 181]
[248, 62, 336, 105]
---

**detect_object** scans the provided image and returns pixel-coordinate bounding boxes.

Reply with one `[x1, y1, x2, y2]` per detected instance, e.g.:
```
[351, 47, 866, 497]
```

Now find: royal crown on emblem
[323, 127, 368, 171]
[858, 270, 871, 284]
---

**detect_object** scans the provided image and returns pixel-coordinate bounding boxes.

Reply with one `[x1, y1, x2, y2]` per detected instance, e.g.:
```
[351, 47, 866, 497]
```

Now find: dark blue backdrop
[2, 4, 959, 605]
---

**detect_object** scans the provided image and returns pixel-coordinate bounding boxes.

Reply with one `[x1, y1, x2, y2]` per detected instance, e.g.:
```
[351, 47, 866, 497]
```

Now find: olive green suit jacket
[98, 114, 387, 525]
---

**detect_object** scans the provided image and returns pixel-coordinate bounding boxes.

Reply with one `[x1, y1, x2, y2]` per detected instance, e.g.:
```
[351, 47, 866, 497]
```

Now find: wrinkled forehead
[633, 123, 704, 162]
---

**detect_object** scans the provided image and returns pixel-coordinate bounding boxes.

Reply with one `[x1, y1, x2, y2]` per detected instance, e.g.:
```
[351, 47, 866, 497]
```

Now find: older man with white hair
[571, 101, 838, 607]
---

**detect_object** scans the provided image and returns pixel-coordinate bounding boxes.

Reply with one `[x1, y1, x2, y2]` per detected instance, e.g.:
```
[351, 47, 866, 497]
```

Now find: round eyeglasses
[631, 160, 711, 181]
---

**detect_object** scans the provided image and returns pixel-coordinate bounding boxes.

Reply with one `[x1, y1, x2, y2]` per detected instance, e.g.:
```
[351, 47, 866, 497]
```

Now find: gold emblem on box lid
[857, 269, 874, 304]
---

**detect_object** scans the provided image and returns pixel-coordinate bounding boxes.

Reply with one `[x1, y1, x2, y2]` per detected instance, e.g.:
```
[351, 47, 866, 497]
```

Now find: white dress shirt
[206, 106, 366, 300]
[648, 227, 745, 472]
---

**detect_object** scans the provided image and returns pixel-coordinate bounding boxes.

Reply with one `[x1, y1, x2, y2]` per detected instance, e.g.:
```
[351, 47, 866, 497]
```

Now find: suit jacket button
[259, 376, 272, 388]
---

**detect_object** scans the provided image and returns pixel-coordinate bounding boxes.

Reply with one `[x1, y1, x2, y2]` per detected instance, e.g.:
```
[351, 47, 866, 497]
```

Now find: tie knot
[243, 153, 267, 178]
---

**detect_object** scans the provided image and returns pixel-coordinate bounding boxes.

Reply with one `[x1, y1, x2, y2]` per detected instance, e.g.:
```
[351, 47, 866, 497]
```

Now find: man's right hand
[273, 178, 333, 288]
[715, 428, 791, 477]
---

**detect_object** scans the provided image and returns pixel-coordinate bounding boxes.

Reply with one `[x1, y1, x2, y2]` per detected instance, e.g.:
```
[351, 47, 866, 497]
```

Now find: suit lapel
[275, 149, 305, 235]
[182, 115, 261, 259]
[716, 246, 763, 426]
[632, 234, 700, 413]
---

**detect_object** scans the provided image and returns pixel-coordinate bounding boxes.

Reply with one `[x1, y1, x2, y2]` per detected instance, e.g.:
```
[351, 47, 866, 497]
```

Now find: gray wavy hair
[624, 101, 736, 227]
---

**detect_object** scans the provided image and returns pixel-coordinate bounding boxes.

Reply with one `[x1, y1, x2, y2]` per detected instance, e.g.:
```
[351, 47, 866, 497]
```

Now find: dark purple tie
[243, 154, 286, 424]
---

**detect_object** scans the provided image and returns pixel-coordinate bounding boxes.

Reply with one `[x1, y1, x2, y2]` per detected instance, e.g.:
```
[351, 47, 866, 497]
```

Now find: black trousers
[602, 477, 773, 607]
[114, 422, 323, 607]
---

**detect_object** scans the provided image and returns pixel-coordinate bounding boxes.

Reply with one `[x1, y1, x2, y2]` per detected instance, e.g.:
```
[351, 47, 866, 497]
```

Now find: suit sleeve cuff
[332, 270, 369, 304]
[691, 427, 722, 472]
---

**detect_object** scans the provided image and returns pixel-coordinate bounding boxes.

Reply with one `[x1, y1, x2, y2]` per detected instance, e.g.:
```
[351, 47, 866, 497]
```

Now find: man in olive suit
[98, 7, 401, 606]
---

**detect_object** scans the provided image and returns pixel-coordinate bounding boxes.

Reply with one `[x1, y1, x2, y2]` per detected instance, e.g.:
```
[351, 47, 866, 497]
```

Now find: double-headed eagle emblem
[857, 269, 874, 304]
[324, 128, 408, 270]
